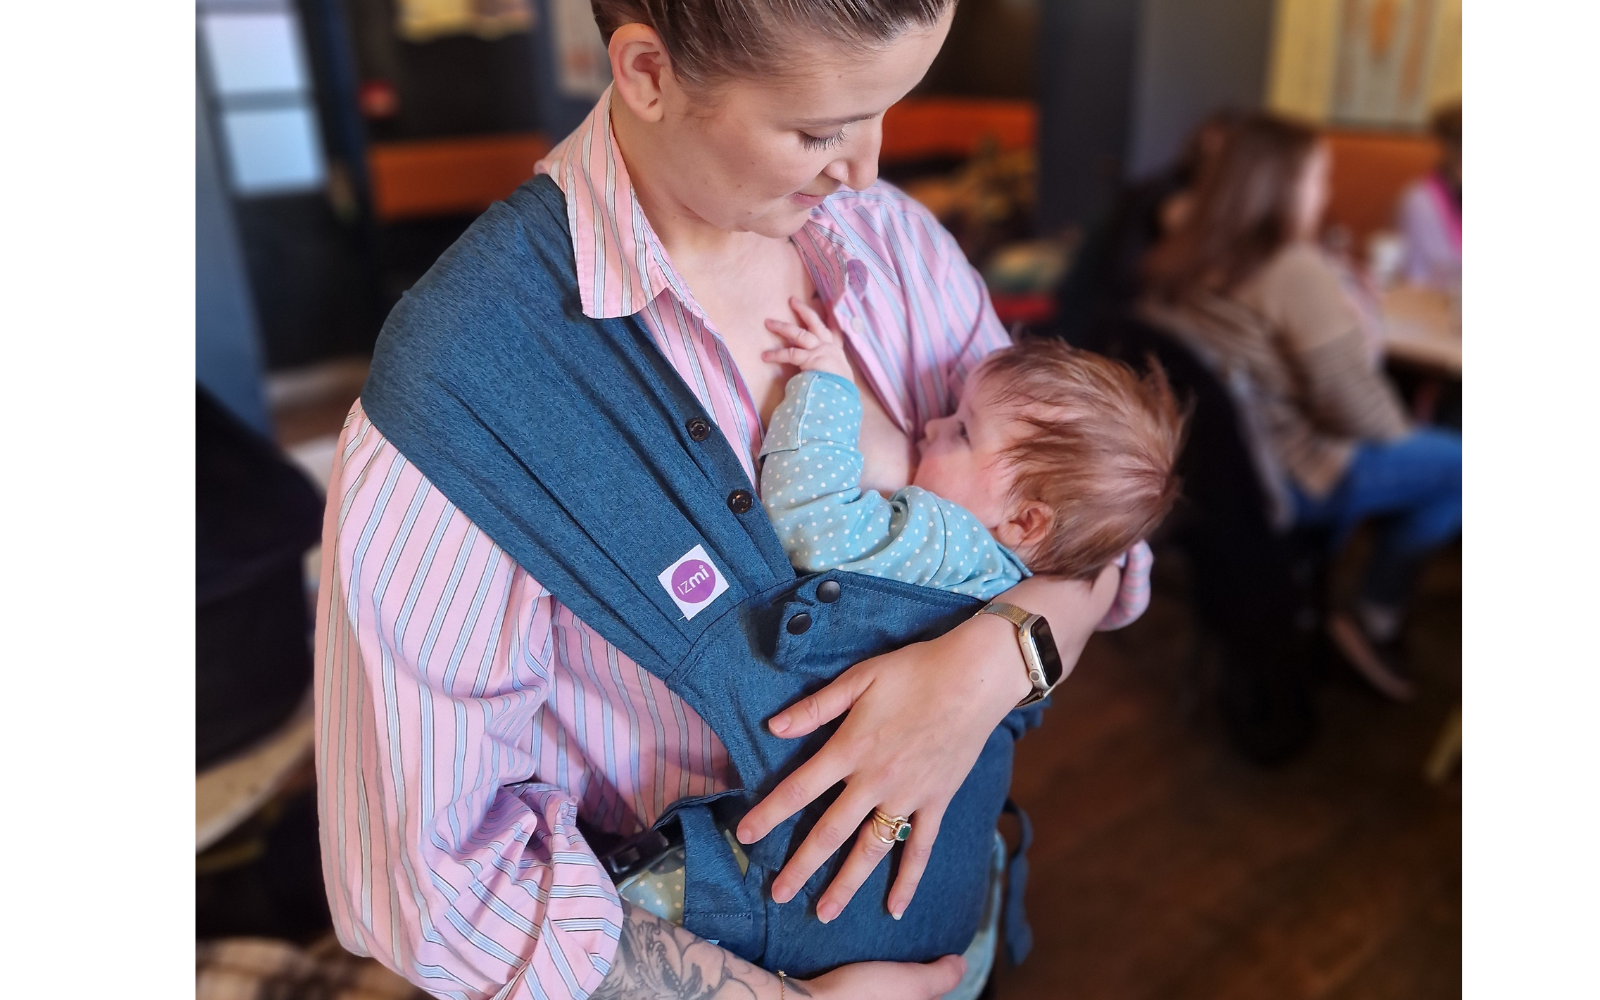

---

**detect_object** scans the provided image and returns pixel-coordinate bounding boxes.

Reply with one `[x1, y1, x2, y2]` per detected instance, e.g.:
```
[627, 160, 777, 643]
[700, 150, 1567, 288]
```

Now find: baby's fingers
[762, 346, 818, 367]
[788, 297, 836, 341]
[765, 317, 821, 349]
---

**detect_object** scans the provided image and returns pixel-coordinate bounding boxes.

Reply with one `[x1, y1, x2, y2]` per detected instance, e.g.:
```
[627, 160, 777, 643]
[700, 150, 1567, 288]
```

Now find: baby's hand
[764, 297, 854, 380]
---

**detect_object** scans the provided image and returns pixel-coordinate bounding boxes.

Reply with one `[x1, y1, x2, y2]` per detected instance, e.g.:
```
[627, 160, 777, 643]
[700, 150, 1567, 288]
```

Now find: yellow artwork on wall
[395, 0, 534, 43]
[1267, 0, 1460, 126]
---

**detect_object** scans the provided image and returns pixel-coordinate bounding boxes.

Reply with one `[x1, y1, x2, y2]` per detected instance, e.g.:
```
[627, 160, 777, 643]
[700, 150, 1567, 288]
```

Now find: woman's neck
[610, 97, 774, 278]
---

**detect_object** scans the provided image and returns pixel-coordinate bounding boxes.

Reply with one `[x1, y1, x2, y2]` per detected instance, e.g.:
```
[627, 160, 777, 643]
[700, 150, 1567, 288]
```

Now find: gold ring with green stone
[869, 808, 913, 845]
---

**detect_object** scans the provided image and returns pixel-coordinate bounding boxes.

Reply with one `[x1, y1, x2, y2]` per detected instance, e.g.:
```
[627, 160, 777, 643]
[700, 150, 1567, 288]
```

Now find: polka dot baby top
[758, 371, 1030, 600]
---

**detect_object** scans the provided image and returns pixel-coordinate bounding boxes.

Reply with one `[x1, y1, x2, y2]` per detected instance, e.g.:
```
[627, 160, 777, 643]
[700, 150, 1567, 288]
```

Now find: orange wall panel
[880, 98, 1036, 164]
[368, 133, 552, 222]
[1323, 129, 1442, 248]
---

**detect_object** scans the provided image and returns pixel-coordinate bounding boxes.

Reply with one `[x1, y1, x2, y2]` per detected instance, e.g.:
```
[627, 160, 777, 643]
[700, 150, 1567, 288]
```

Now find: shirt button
[727, 489, 754, 514]
[786, 612, 813, 635]
[686, 417, 712, 441]
[816, 579, 841, 603]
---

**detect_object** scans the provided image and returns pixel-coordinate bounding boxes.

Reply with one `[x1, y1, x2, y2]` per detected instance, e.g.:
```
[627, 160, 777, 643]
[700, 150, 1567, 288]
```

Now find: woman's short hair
[1143, 112, 1321, 303]
[589, 0, 952, 87]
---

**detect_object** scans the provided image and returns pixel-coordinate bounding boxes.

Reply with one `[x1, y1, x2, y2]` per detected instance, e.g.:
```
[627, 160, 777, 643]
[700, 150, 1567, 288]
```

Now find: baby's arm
[760, 299, 1026, 597]
[759, 371, 902, 572]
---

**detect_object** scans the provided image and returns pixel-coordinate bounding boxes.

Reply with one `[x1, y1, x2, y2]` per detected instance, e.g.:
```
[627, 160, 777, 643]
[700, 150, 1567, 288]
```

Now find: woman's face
[627, 11, 954, 239]
[1293, 142, 1333, 240]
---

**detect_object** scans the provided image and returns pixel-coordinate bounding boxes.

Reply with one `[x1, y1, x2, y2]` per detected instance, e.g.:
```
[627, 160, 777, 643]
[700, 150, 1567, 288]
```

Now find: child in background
[758, 300, 1184, 623]
[1398, 103, 1462, 293]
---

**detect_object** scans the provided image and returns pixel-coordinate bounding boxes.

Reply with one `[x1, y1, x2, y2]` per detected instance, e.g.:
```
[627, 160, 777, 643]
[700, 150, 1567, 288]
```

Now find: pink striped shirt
[315, 91, 1146, 1000]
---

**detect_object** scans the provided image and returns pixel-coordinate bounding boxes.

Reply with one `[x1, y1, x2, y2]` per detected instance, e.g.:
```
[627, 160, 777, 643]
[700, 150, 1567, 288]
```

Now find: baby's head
[912, 339, 1185, 578]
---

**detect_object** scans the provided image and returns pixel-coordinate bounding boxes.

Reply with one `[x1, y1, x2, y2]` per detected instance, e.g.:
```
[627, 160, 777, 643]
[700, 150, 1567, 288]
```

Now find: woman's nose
[823, 119, 882, 191]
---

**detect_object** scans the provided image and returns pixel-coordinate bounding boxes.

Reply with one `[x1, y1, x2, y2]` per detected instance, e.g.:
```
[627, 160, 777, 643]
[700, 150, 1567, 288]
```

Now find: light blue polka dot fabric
[758, 372, 1029, 600]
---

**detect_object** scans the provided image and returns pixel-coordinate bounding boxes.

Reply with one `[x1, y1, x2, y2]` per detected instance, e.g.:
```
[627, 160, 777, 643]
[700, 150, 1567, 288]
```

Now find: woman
[316, 4, 1142, 999]
[1141, 114, 1461, 694]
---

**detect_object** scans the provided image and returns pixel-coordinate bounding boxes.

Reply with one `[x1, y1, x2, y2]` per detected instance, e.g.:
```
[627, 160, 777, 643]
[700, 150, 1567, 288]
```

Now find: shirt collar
[534, 88, 675, 320]
[534, 93, 905, 432]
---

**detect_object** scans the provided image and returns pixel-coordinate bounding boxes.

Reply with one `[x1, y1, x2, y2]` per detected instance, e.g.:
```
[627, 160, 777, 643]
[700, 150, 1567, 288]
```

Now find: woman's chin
[744, 205, 817, 240]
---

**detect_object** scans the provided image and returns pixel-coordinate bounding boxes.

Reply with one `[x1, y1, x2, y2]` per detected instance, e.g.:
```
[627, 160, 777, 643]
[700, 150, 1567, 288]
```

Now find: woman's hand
[797, 954, 966, 1000]
[736, 563, 1123, 921]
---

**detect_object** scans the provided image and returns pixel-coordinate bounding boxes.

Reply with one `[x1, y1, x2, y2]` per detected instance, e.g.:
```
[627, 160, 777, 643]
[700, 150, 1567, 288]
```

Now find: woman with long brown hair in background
[1141, 113, 1461, 696]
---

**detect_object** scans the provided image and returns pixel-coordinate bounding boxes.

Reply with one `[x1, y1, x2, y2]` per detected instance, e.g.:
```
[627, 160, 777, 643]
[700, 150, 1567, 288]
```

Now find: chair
[1089, 314, 1327, 765]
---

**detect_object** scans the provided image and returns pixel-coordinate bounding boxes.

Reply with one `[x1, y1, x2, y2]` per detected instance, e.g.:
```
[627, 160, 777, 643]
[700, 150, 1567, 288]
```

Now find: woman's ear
[993, 500, 1054, 557]
[608, 23, 673, 124]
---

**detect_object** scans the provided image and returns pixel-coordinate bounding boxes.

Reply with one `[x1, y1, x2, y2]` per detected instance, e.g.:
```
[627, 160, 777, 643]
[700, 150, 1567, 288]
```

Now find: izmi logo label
[657, 544, 729, 620]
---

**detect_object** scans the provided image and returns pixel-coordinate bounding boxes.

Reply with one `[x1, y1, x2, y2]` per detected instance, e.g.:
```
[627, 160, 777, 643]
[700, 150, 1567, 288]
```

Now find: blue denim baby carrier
[362, 175, 1037, 977]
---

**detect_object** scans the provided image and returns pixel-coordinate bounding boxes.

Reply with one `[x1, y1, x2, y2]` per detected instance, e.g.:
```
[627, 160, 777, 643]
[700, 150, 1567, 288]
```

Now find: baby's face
[911, 372, 1027, 534]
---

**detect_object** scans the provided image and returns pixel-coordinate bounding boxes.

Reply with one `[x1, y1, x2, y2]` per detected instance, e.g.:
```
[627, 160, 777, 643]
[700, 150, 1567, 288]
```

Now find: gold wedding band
[869, 807, 913, 845]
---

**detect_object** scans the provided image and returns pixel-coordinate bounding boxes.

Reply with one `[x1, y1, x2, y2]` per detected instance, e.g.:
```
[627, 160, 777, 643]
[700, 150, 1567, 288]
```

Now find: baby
[758, 302, 1184, 612]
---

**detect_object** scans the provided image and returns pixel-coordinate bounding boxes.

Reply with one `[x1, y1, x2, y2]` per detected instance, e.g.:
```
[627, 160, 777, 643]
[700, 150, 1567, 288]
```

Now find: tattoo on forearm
[591, 903, 812, 1000]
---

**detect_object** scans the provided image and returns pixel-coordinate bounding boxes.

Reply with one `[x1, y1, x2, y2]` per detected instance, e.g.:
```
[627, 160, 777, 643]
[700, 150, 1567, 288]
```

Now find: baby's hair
[975, 338, 1185, 580]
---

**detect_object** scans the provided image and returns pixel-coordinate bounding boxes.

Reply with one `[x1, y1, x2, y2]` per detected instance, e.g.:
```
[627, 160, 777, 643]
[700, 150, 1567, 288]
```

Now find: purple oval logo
[671, 559, 717, 604]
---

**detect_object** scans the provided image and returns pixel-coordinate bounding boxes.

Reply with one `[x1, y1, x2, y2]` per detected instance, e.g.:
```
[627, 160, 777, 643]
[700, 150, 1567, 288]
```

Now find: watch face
[1031, 617, 1064, 686]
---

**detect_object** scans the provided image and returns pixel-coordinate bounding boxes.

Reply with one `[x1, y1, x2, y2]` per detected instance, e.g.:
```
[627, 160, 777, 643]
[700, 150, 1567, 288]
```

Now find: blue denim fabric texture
[1293, 428, 1463, 606]
[361, 174, 1040, 977]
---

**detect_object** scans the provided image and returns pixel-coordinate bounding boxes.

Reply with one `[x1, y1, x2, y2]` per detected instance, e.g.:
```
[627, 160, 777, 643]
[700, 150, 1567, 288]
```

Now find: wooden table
[1381, 284, 1462, 377]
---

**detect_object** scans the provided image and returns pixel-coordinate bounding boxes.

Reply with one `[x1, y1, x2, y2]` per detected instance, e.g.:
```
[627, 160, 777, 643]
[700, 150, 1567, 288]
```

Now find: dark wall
[1125, 0, 1274, 179]
[920, 0, 1040, 100]
[342, 0, 594, 142]
[1036, 0, 1142, 232]
[1036, 0, 1275, 231]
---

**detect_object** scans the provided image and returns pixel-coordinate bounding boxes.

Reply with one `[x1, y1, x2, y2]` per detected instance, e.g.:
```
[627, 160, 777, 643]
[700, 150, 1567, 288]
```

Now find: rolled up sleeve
[314, 403, 621, 1000]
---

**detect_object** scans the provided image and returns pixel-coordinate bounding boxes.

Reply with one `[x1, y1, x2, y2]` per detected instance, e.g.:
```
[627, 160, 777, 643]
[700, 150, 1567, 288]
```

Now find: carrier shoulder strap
[361, 174, 792, 679]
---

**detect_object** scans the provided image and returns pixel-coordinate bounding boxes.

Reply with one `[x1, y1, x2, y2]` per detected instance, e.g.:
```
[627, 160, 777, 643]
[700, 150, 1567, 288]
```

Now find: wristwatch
[976, 601, 1065, 708]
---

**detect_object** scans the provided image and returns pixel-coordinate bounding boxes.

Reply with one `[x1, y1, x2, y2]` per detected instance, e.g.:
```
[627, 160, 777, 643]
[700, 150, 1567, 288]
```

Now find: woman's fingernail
[769, 715, 790, 735]
[736, 825, 752, 843]
[891, 908, 903, 921]
[773, 884, 793, 904]
[817, 901, 839, 923]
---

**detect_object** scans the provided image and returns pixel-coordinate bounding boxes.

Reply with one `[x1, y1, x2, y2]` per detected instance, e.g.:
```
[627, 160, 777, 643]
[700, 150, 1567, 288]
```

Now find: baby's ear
[995, 500, 1054, 555]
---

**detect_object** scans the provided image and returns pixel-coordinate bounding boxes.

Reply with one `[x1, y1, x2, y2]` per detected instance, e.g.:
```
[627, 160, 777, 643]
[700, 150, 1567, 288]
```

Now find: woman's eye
[800, 129, 847, 152]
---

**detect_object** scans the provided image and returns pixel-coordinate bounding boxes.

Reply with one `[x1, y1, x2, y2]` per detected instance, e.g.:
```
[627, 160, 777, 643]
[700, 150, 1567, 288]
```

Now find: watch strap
[977, 601, 1033, 629]
[978, 601, 1055, 707]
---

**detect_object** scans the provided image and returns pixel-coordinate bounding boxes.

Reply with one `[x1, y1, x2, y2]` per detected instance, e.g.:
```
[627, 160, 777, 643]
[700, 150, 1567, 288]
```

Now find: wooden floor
[990, 547, 1461, 1000]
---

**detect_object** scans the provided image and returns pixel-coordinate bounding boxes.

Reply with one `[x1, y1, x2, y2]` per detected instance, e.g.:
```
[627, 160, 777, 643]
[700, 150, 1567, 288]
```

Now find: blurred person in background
[1053, 110, 1240, 348]
[1397, 102, 1462, 292]
[1141, 114, 1461, 687]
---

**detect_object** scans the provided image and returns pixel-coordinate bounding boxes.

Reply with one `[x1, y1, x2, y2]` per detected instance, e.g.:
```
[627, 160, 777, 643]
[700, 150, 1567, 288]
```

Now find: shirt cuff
[1095, 541, 1153, 631]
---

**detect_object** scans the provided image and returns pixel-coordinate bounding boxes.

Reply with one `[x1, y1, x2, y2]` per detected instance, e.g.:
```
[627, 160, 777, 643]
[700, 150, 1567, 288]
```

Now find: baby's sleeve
[877, 488, 1028, 599]
[759, 372, 901, 571]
